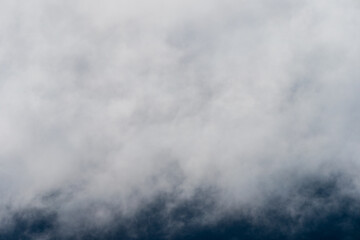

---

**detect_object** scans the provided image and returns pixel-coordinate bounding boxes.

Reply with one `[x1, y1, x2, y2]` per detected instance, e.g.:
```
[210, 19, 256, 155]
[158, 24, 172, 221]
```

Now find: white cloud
[0, 0, 360, 231]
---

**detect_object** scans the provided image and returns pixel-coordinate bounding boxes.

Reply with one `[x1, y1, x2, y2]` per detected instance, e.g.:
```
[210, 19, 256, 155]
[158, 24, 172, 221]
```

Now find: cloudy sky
[0, 0, 360, 239]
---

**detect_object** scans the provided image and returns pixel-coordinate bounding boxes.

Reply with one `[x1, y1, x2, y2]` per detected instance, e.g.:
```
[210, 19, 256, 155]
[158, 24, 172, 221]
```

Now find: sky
[0, 0, 360, 239]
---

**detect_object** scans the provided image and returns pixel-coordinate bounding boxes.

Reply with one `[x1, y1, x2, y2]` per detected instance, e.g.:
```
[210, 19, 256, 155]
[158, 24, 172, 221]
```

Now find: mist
[1, 0, 360, 239]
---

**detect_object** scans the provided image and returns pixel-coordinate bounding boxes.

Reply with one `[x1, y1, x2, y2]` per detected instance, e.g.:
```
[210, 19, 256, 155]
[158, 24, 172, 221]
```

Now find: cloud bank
[1, 0, 360, 238]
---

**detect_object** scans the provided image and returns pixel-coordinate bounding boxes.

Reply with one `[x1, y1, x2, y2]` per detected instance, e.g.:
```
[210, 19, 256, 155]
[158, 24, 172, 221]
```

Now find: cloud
[0, 0, 360, 238]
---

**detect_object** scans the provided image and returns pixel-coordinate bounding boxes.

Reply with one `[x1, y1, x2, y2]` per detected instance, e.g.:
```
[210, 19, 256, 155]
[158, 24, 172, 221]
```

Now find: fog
[0, 0, 360, 238]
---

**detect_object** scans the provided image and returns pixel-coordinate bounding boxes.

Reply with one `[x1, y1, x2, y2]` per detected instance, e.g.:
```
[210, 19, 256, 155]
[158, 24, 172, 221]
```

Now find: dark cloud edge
[2, 171, 360, 240]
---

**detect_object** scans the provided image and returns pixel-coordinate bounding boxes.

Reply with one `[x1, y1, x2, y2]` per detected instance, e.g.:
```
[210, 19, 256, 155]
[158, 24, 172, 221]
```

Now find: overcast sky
[1, 0, 360, 239]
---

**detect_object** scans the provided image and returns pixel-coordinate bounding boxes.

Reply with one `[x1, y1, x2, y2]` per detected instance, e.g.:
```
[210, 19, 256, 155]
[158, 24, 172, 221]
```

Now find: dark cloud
[2, 173, 360, 239]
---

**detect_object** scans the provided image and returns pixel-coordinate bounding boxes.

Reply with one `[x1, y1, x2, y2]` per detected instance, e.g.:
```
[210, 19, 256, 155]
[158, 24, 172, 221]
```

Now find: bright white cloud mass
[0, 0, 360, 239]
